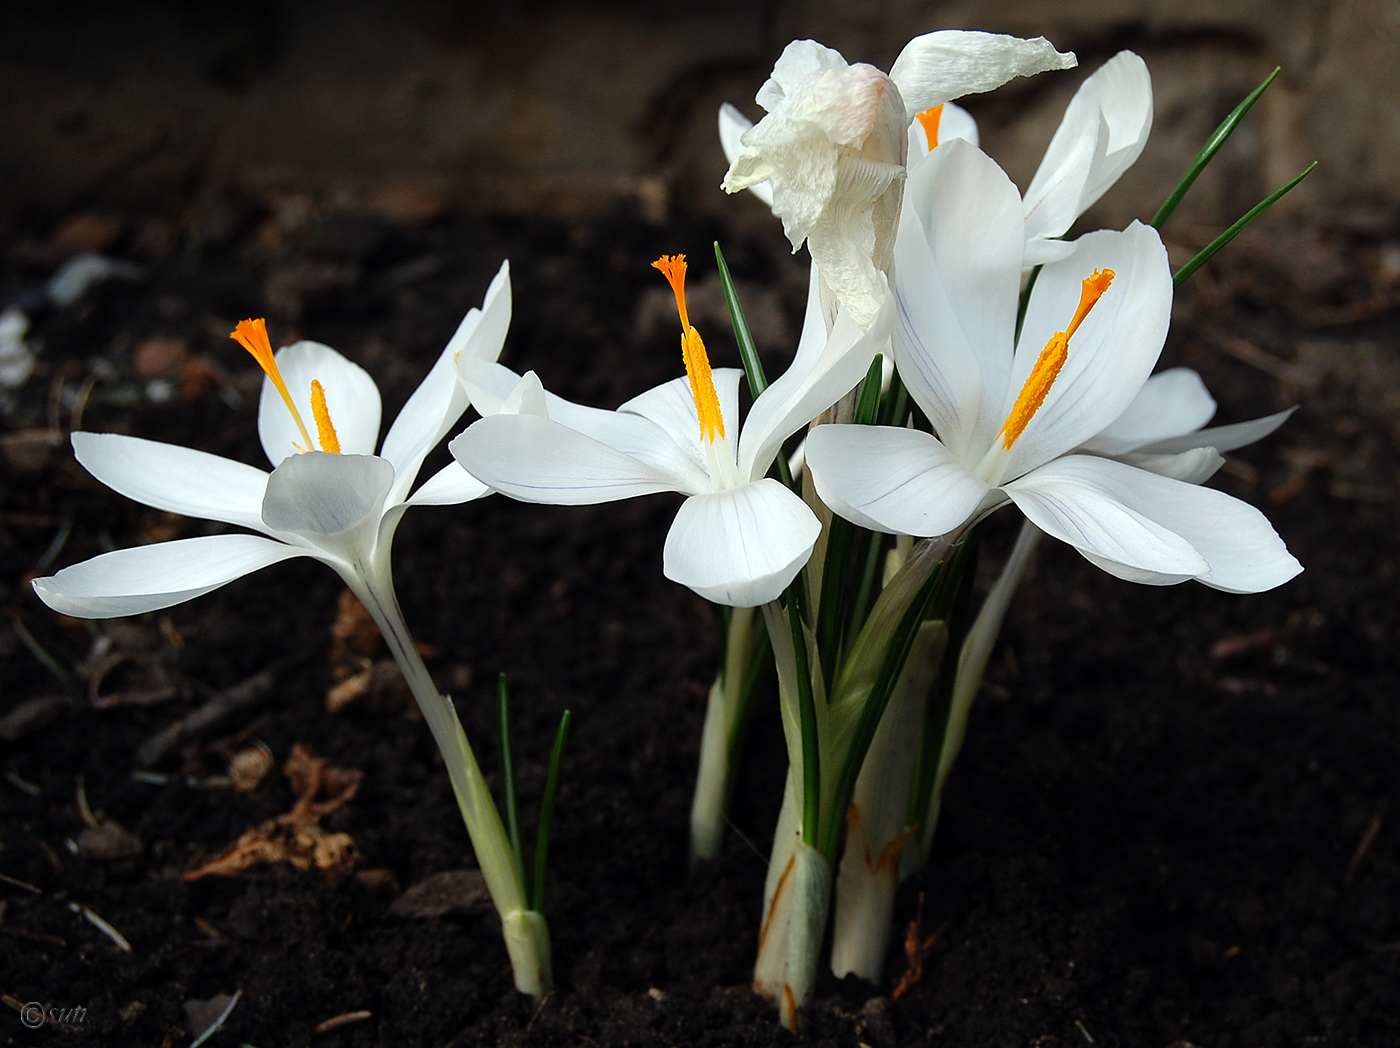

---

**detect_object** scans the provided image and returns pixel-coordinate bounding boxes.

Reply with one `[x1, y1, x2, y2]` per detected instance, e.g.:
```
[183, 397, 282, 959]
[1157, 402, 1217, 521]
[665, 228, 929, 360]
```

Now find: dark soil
[2, 194, 1398, 1048]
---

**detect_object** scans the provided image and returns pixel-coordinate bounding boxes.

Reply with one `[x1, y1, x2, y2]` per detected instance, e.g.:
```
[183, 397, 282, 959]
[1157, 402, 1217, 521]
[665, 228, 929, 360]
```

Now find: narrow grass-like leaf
[815, 355, 884, 689]
[844, 529, 886, 651]
[532, 709, 572, 912]
[1015, 265, 1042, 345]
[496, 673, 526, 885]
[785, 585, 822, 847]
[1153, 67, 1281, 230]
[726, 620, 773, 758]
[714, 241, 794, 489]
[821, 560, 944, 858]
[1173, 162, 1317, 287]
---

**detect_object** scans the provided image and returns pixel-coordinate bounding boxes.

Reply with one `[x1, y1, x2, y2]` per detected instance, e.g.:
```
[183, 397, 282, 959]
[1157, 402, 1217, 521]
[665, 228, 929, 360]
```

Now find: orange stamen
[915, 105, 944, 151]
[310, 380, 340, 453]
[998, 269, 1115, 449]
[231, 318, 315, 452]
[651, 254, 725, 443]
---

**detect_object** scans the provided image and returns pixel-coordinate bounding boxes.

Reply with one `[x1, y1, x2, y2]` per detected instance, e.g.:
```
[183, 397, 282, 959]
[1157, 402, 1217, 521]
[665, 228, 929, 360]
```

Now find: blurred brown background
[0, 0, 1392, 234]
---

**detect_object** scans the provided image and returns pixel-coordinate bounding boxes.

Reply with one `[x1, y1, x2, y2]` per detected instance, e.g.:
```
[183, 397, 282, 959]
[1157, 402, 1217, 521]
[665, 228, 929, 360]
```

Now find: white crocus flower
[32, 263, 510, 618]
[1021, 50, 1154, 265]
[721, 32, 1075, 329]
[451, 254, 887, 607]
[805, 141, 1300, 593]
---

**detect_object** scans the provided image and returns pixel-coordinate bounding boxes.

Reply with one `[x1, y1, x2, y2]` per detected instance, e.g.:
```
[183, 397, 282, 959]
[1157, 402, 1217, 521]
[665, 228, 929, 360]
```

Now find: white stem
[830, 619, 944, 982]
[690, 606, 756, 862]
[348, 561, 552, 999]
[907, 520, 1042, 872]
[753, 841, 833, 1032]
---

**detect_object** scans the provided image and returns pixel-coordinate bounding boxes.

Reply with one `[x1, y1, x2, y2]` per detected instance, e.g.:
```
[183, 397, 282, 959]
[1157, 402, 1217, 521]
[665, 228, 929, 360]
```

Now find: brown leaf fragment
[388, 869, 491, 919]
[891, 892, 946, 1000]
[183, 745, 363, 881]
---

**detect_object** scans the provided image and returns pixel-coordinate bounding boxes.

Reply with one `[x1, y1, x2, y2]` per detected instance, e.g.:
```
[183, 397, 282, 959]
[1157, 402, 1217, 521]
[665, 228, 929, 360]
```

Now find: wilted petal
[32, 534, 307, 618]
[450, 413, 691, 504]
[261, 453, 395, 564]
[1082, 367, 1217, 455]
[889, 31, 1076, 115]
[663, 479, 820, 606]
[259, 342, 382, 465]
[806, 424, 992, 537]
[1005, 455, 1211, 579]
[895, 140, 1022, 461]
[73, 432, 270, 533]
[718, 104, 775, 208]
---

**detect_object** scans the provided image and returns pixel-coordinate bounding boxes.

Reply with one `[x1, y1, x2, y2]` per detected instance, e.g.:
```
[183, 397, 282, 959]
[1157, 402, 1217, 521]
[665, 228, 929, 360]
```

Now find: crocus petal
[1134, 407, 1297, 457]
[1116, 447, 1225, 485]
[450, 413, 690, 504]
[806, 424, 993, 537]
[888, 30, 1076, 115]
[1016, 454, 1300, 592]
[662, 478, 820, 606]
[406, 460, 491, 506]
[620, 369, 743, 470]
[381, 263, 509, 501]
[260, 453, 395, 566]
[739, 290, 888, 482]
[1005, 223, 1172, 478]
[72, 432, 270, 533]
[259, 341, 382, 465]
[32, 534, 308, 618]
[895, 140, 1022, 461]
[1082, 367, 1217, 455]
[1004, 455, 1211, 579]
[718, 104, 775, 208]
[1022, 52, 1153, 262]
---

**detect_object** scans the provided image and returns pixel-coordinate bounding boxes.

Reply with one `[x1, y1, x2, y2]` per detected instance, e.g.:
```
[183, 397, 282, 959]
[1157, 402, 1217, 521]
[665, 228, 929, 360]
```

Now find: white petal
[719, 104, 775, 208]
[1020, 455, 1300, 592]
[739, 290, 887, 482]
[1005, 223, 1172, 477]
[380, 264, 508, 500]
[258, 341, 382, 465]
[32, 534, 308, 618]
[894, 140, 1023, 461]
[260, 453, 395, 566]
[1115, 447, 1224, 484]
[1082, 367, 1217, 455]
[1005, 455, 1210, 579]
[805, 424, 992, 537]
[72, 432, 270, 533]
[406, 460, 490, 506]
[1023, 52, 1153, 249]
[889, 31, 1076, 115]
[450, 413, 689, 504]
[620, 369, 742, 470]
[1134, 407, 1297, 456]
[662, 479, 820, 606]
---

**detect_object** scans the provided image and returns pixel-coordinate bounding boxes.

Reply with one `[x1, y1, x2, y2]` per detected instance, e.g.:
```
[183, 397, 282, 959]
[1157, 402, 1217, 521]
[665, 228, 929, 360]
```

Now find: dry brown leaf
[183, 745, 363, 881]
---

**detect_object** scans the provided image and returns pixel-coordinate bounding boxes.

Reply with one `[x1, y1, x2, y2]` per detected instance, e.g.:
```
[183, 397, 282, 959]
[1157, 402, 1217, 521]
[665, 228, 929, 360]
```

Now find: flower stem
[349, 565, 551, 999]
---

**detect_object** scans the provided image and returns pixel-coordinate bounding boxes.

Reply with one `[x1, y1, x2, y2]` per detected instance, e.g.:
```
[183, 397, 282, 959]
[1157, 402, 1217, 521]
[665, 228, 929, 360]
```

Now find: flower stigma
[997, 268, 1114, 450]
[652, 255, 726, 444]
[230, 318, 339, 454]
[915, 104, 944, 151]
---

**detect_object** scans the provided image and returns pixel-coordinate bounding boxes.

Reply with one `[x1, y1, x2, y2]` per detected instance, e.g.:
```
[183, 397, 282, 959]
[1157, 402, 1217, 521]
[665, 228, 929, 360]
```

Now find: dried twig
[135, 668, 278, 767]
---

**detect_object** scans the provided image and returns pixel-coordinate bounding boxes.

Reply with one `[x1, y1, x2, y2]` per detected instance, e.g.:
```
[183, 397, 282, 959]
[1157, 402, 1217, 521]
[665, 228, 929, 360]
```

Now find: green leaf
[714, 241, 794, 489]
[1152, 67, 1280, 230]
[532, 709, 572, 913]
[1173, 162, 1317, 286]
[496, 674, 526, 886]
